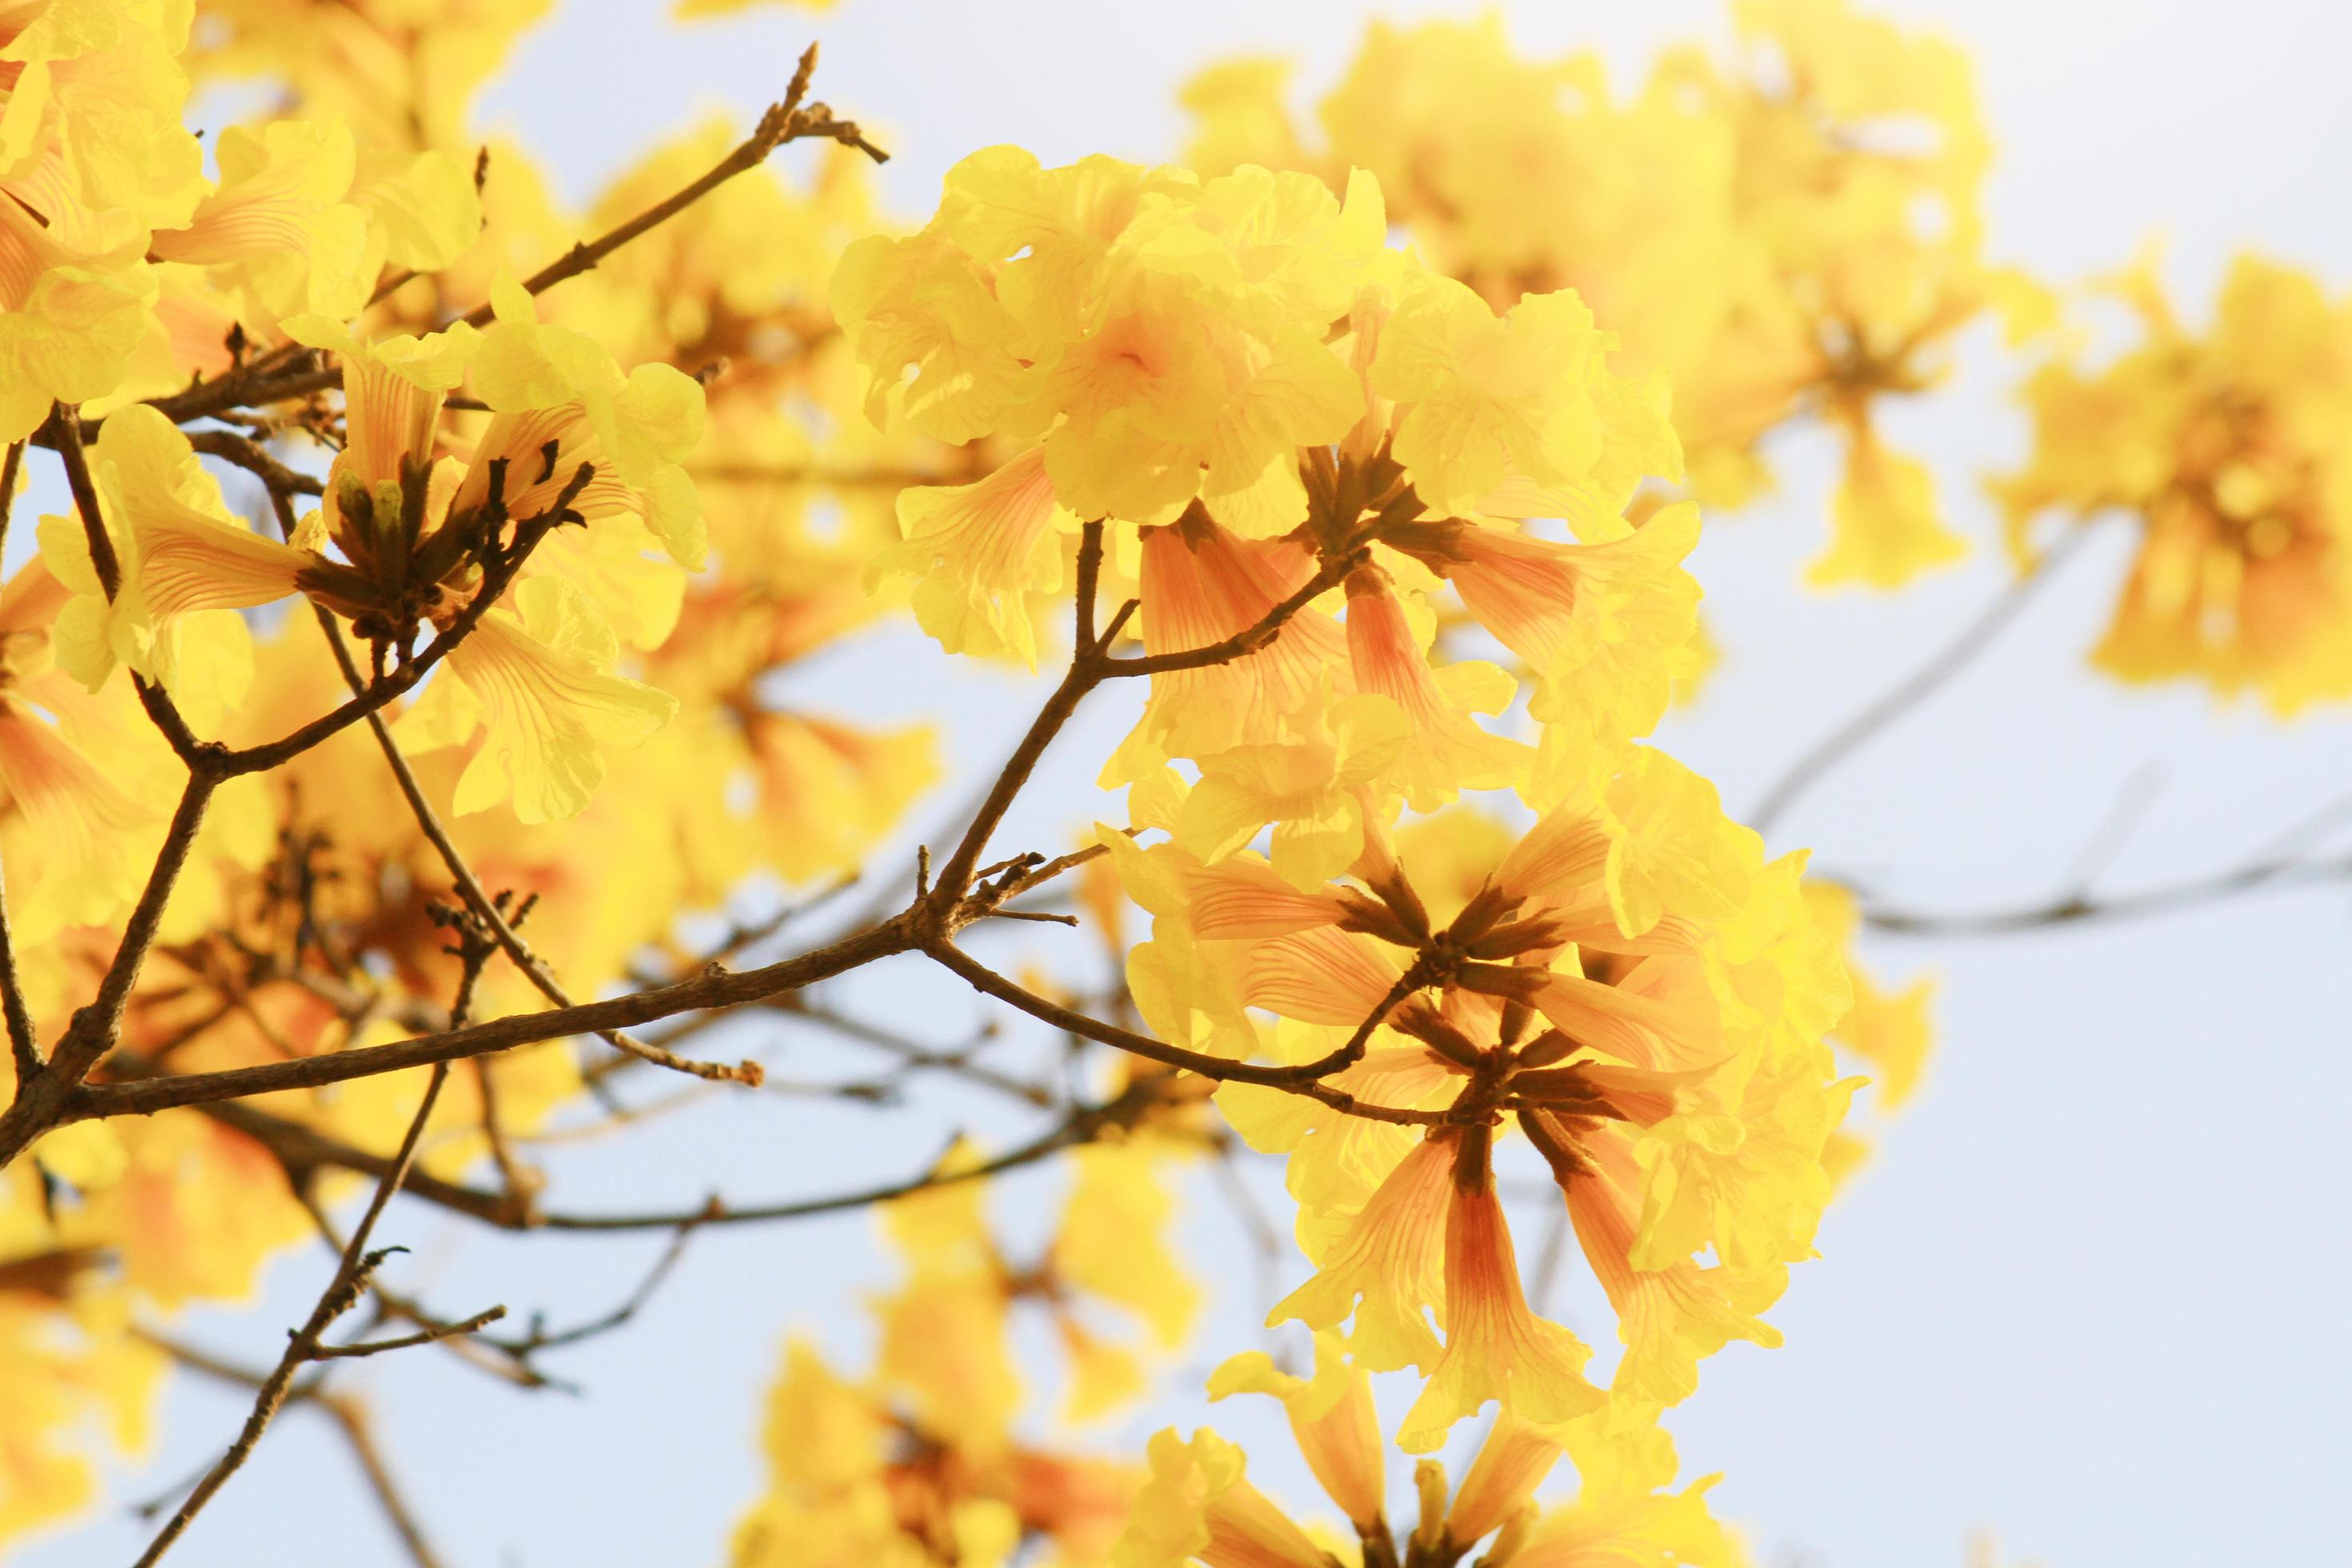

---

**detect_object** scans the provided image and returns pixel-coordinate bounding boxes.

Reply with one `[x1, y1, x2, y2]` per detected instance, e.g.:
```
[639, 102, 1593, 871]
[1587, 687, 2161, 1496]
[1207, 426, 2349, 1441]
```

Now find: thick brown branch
[0, 775, 216, 1168]
[63, 918, 917, 1122]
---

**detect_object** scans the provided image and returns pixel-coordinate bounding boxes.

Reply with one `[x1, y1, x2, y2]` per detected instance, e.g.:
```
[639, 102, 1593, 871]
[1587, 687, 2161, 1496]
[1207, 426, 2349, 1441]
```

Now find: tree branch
[922, 941, 1442, 1124]
[450, 45, 885, 332]
[1748, 522, 2102, 836]
[1857, 847, 2352, 936]
[0, 438, 39, 1094]
[132, 1059, 452, 1566]
[312, 606, 762, 1088]
[61, 918, 918, 1123]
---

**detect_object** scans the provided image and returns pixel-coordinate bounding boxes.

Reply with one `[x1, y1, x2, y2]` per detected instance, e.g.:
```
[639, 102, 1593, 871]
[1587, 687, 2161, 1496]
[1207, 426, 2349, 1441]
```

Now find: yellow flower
[1370, 277, 1632, 517]
[1398, 1126, 1603, 1452]
[1178, 692, 1409, 891]
[1053, 1142, 1202, 1353]
[38, 404, 302, 725]
[0, 177, 158, 442]
[150, 118, 375, 322]
[1117, 1428, 1330, 1568]
[1206, 1332, 1386, 1532]
[1111, 508, 1350, 780]
[1804, 879, 1934, 1110]
[415, 577, 679, 825]
[870, 446, 1079, 670]
[1269, 1130, 1451, 1373]
[470, 277, 709, 567]
[0, 560, 171, 940]
[1808, 406, 1968, 589]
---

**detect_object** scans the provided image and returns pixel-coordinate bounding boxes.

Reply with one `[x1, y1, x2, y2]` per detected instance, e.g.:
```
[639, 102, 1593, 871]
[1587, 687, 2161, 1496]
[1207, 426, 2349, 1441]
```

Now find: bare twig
[313, 607, 762, 1090]
[314, 1394, 450, 1568]
[133, 910, 506, 1564]
[138, 1333, 451, 1568]
[188, 429, 324, 495]
[450, 46, 884, 333]
[487, 1214, 708, 1359]
[923, 942, 1442, 1122]
[1748, 524, 2102, 835]
[1858, 847, 2352, 937]
[314, 1306, 508, 1359]
[131, 1059, 453, 1566]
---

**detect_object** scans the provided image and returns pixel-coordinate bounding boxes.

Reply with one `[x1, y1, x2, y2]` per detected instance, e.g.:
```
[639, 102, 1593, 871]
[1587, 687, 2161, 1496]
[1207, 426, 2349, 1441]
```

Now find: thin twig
[43, 403, 207, 762]
[923, 942, 1442, 1122]
[450, 46, 884, 332]
[131, 1059, 453, 1566]
[314, 1306, 507, 1359]
[312, 606, 762, 1090]
[188, 429, 324, 495]
[1748, 524, 2102, 835]
[314, 1394, 450, 1568]
[1858, 848, 2352, 937]
[134, 913, 504, 1563]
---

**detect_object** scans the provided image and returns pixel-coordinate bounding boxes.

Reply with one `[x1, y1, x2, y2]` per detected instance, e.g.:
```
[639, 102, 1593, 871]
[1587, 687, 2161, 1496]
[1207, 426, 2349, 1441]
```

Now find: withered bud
[1514, 1028, 1578, 1069]
[1453, 960, 1549, 1004]
[1465, 912, 1567, 962]
[1368, 515, 1470, 567]
[1446, 880, 1521, 947]
[1516, 1106, 1596, 1192]
[1507, 1066, 1612, 1111]
[1389, 998, 1486, 1071]
[1334, 886, 1424, 949]
[1365, 866, 1433, 942]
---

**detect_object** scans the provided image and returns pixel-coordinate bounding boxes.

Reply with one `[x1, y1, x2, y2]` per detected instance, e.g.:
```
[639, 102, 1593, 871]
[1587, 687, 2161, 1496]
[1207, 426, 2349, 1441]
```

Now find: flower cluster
[833, 140, 1871, 1559]
[1126, 1336, 1737, 1568]
[0, 2, 934, 1541]
[1994, 254, 2352, 714]
[1181, 0, 2054, 590]
[0, 0, 2020, 1558]
[728, 1144, 1198, 1567]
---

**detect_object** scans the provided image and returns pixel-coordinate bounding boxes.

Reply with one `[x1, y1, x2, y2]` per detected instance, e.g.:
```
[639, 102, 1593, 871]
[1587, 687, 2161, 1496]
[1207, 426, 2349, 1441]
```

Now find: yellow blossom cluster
[0, 0, 944, 1542]
[1128, 1338, 1738, 1568]
[728, 1139, 1197, 1566]
[1994, 254, 2352, 714]
[43, 0, 2342, 1557]
[826, 136, 1873, 1559]
[1181, 0, 2054, 590]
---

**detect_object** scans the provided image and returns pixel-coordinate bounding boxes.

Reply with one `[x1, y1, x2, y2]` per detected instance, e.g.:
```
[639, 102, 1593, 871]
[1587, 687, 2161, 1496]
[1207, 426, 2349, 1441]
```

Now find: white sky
[21, 1, 2352, 1565]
